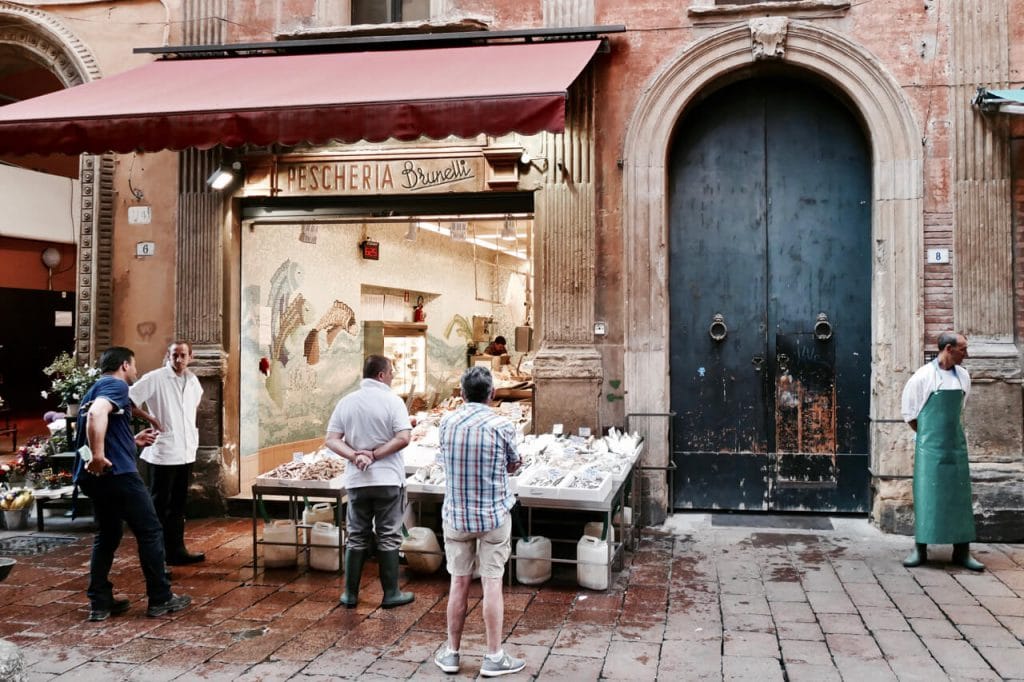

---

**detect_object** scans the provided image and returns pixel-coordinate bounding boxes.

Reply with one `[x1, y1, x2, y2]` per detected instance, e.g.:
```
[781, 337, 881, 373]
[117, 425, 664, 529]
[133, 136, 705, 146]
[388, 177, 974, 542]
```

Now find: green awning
[973, 88, 1024, 114]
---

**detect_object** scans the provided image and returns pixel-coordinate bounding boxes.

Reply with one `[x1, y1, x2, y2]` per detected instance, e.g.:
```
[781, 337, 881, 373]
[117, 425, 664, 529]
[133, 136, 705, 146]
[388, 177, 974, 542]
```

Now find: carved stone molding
[622, 20, 923, 521]
[749, 17, 788, 60]
[0, 2, 101, 84]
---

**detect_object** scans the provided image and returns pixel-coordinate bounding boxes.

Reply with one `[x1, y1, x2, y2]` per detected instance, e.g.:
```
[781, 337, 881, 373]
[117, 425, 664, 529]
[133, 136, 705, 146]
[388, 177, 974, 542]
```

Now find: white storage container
[309, 522, 341, 572]
[401, 526, 442, 574]
[583, 521, 615, 544]
[301, 502, 336, 542]
[263, 520, 298, 568]
[577, 535, 609, 590]
[515, 536, 552, 585]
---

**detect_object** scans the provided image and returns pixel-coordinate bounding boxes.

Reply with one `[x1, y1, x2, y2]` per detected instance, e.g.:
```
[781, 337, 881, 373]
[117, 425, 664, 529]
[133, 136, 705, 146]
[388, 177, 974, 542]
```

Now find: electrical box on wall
[514, 325, 533, 352]
[360, 239, 379, 260]
[472, 315, 493, 345]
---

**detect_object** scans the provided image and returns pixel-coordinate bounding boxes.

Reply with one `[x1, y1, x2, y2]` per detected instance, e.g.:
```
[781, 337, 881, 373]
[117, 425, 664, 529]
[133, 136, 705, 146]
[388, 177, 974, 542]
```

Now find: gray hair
[460, 366, 493, 404]
[937, 332, 960, 352]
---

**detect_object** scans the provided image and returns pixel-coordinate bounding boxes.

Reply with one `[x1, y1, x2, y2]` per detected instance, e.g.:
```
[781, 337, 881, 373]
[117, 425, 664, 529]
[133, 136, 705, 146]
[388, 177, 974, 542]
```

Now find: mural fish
[267, 259, 304, 343]
[303, 300, 358, 365]
[270, 293, 313, 367]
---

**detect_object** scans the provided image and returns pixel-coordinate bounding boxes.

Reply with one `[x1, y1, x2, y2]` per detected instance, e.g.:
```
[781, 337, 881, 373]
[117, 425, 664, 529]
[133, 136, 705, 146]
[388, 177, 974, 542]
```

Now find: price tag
[578, 427, 592, 438]
[552, 423, 563, 436]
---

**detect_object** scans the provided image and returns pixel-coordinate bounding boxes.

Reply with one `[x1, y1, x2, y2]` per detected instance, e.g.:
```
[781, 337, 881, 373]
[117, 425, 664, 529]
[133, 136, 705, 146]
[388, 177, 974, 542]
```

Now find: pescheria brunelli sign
[271, 156, 486, 195]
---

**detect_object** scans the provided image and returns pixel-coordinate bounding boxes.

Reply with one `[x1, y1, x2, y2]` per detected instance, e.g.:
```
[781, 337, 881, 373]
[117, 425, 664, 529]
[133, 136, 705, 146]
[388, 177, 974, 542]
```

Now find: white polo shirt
[129, 364, 203, 465]
[326, 378, 411, 489]
[901, 360, 971, 422]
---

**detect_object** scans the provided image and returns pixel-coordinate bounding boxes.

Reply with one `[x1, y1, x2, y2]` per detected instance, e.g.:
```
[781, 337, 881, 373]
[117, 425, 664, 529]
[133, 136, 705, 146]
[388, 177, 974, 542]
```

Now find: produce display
[0, 488, 34, 511]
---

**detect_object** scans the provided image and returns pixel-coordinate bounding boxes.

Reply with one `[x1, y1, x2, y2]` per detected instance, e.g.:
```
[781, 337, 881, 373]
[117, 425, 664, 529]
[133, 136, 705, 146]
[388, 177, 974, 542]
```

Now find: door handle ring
[709, 313, 728, 342]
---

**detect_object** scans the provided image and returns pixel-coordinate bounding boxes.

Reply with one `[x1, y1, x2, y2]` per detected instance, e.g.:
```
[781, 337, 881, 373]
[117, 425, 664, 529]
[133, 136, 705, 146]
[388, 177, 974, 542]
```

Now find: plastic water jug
[583, 521, 615, 544]
[401, 526, 442, 574]
[515, 536, 552, 585]
[309, 521, 340, 572]
[577, 535, 609, 590]
[301, 502, 336, 543]
[263, 520, 298, 568]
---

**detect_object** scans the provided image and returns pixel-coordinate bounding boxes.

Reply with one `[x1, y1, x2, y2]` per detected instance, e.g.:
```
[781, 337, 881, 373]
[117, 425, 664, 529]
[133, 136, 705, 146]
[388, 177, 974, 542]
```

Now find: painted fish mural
[303, 300, 358, 365]
[270, 293, 313, 367]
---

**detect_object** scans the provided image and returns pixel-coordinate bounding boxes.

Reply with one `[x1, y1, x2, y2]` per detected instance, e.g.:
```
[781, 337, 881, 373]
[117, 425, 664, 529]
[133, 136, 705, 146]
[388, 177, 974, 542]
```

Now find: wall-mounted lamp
[206, 161, 242, 191]
[41, 246, 61, 291]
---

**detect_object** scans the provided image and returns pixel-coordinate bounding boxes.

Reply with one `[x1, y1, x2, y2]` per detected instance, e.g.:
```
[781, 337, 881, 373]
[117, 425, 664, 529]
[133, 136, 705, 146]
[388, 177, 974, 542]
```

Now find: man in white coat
[130, 341, 205, 565]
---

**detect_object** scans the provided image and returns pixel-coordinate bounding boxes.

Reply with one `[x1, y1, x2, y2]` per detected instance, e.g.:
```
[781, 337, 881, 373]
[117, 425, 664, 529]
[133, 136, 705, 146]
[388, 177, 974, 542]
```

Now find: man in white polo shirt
[325, 354, 413, 609]
[130, 341, 205, 565]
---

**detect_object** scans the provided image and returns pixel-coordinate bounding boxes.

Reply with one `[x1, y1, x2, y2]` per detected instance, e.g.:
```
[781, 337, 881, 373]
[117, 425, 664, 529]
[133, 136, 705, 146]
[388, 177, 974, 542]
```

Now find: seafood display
[257, 448, 346, 489]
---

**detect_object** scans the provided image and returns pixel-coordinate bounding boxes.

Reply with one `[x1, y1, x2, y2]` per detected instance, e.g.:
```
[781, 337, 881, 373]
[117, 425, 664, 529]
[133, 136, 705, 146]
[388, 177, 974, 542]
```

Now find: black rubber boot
[378, 549, 414, 609]
[902, 543, 927, 567]
[952, 543, 985, 572]
[340, 548, 366, 608]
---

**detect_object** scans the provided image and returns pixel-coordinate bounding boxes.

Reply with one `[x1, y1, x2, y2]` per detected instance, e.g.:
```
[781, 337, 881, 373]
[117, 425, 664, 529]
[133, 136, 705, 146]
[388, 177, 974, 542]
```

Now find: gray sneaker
[480, 652, 525, 677]
[146, 593, 192, 617]
[433, 646, 460, 674]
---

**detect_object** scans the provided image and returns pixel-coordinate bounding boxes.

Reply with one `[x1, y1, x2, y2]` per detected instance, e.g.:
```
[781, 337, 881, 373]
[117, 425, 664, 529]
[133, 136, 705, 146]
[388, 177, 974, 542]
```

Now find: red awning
[0, 40, 600, 155]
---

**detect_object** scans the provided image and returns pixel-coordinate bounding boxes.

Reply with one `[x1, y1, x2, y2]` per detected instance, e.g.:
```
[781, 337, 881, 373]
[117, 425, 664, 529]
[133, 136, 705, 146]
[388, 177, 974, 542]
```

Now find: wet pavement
[1, 513, 1023, 680]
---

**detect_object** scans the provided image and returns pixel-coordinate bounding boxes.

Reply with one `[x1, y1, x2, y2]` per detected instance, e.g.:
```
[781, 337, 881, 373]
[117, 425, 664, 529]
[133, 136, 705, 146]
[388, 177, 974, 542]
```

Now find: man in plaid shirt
[434, 366, 525, 677]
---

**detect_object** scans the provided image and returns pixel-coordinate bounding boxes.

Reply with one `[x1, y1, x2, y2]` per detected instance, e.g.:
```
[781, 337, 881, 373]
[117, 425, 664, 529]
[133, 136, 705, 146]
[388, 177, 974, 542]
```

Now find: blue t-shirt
[74, 375, 138, 478]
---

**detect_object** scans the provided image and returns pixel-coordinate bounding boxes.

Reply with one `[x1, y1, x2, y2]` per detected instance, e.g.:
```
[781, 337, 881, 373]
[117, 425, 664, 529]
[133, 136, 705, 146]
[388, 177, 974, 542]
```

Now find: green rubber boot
[952, 543, 985, 572]
[902, 543, 927, 567]
[378, 549, 415, 609]
[340, 548, 366, 608]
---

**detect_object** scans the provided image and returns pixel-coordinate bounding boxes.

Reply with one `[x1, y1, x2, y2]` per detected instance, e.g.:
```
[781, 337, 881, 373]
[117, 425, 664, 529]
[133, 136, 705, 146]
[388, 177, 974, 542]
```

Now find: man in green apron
[900, 332, 984, 571]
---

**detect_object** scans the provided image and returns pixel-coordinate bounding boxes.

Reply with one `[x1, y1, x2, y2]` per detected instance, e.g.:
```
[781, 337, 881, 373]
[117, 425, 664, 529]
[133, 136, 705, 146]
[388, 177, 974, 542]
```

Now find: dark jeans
[78, 471, 171, 608]
[346, 486, 405, 552]
[148, 462, 192, 553]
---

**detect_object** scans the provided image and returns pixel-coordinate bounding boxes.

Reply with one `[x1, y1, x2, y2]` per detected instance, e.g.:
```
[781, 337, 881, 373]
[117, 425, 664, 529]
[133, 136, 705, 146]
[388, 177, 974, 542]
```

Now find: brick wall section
[923, 210, 954, 343]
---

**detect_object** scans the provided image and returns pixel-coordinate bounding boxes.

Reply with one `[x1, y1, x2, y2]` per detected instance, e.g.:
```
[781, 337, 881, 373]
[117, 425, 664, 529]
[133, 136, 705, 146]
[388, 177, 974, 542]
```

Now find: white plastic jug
[401, 526, 442, 574]
[583, 521, 615, 544]
[515, 536, 552, 585]
[577, 535, 609, 590]
[309, 521, 341, 572]
[263, 520, 298, 568]
[301, 502, 336, 543]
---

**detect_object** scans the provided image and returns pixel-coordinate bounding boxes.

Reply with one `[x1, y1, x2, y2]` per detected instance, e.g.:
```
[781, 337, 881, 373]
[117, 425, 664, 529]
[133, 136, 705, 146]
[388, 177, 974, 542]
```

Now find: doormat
[710, 514, 833, 531]
[0, 535, 80, 556]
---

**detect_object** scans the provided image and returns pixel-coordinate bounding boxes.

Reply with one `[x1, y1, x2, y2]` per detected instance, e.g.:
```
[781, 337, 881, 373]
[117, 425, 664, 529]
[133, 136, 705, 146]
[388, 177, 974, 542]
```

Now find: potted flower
[42, 352, 100, 415]
[12, 437, 50, 488]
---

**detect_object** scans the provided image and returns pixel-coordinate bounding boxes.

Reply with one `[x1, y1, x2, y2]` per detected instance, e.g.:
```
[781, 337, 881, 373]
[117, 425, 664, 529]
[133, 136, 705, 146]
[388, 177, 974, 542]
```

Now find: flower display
[0, 464, 10, 485]
[42, 352, 100, 407]
[12, 437, 50, 477]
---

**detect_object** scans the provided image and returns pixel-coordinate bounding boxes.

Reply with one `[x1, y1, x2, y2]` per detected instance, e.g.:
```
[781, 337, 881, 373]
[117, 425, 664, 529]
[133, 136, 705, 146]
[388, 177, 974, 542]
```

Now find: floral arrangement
[0, 463, 10, 486]
[42, 352, 100, 407]
[44, 471, 73, 489]
[12, 437, 50, 477]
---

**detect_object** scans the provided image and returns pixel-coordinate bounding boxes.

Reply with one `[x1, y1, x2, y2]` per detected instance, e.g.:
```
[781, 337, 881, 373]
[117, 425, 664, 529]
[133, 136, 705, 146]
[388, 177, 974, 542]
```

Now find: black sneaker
[146, 593, 191, 617]
[88, 597, 131, 622]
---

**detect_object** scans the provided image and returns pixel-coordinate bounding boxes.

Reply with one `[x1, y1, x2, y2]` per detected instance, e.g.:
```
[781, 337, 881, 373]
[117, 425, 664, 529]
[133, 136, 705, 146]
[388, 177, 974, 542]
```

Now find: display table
[405, 444, 642, 589]
[33, 485, 91, 531]
[250, 481, 346, 577]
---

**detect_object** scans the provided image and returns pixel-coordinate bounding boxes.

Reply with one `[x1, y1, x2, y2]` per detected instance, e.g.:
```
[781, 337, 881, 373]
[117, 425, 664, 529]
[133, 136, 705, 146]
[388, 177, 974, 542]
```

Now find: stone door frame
[621, 19, 923, 517]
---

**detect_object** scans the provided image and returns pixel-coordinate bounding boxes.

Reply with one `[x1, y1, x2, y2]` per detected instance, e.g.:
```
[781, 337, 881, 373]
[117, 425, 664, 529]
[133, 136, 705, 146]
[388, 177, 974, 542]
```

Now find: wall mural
[241, 222, 528, 457]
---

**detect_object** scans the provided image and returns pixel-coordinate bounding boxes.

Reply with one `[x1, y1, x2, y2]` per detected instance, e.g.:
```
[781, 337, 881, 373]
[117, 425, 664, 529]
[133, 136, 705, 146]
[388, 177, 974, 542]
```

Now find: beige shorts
[443, 515, 511, 579]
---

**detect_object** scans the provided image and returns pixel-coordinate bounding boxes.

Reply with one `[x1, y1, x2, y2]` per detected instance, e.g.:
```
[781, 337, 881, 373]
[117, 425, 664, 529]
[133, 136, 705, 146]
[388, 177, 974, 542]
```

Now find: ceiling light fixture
[206, 161, 242, 190]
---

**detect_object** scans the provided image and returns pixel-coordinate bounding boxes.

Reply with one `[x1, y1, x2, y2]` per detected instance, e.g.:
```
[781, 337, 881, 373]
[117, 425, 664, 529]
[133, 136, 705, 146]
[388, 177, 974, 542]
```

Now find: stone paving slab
[0, 514, 1022, 680]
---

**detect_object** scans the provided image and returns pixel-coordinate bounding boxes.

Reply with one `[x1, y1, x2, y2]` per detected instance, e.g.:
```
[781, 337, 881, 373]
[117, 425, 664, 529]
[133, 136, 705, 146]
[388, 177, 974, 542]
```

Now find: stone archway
[622, 18, 923, 523]
[0, 2, 114, 362]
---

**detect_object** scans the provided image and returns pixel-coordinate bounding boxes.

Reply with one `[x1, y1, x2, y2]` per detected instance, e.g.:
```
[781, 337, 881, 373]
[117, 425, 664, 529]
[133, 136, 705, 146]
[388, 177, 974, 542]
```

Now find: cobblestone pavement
[1, 514, 1023, 680]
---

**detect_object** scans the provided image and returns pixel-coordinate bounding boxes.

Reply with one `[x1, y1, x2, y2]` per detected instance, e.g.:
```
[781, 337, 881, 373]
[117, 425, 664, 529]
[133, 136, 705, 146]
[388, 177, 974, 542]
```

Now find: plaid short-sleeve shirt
[439, 402, 520, 533]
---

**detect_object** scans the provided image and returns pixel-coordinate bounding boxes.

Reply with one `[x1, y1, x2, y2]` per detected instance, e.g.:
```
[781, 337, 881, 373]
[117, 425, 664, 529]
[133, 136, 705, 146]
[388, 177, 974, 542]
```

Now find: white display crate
[254, 474, 345, 490]
[558, 469, 612, 502]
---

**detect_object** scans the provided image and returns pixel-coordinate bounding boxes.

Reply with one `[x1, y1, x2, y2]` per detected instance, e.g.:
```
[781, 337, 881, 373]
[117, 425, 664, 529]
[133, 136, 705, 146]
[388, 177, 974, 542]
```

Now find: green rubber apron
[913, 369, 976, 545]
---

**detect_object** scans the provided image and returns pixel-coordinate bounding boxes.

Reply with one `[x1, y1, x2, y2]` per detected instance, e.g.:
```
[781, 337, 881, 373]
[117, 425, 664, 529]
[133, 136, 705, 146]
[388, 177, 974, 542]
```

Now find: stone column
[175, 2, 231, 512]
[950, 0, 1024, 539]
[75, 155, 115, 363]
[533, 71, 603, 436]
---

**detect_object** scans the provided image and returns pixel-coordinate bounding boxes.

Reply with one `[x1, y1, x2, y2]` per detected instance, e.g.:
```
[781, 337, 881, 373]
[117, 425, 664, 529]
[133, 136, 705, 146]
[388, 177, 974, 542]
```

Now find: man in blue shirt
[75, 346, 192, 622]
[434, 366, 525, 677]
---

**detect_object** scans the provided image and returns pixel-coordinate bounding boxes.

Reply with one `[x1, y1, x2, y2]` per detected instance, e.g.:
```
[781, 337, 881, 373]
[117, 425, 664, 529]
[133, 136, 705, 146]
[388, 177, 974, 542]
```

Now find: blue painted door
[668, 78, 871, 512]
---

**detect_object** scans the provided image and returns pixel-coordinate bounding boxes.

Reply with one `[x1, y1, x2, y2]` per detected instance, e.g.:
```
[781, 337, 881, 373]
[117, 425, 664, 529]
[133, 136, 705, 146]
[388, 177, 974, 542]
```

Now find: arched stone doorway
[622, 18, 922, 525]
[0, 1, 113, 364]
